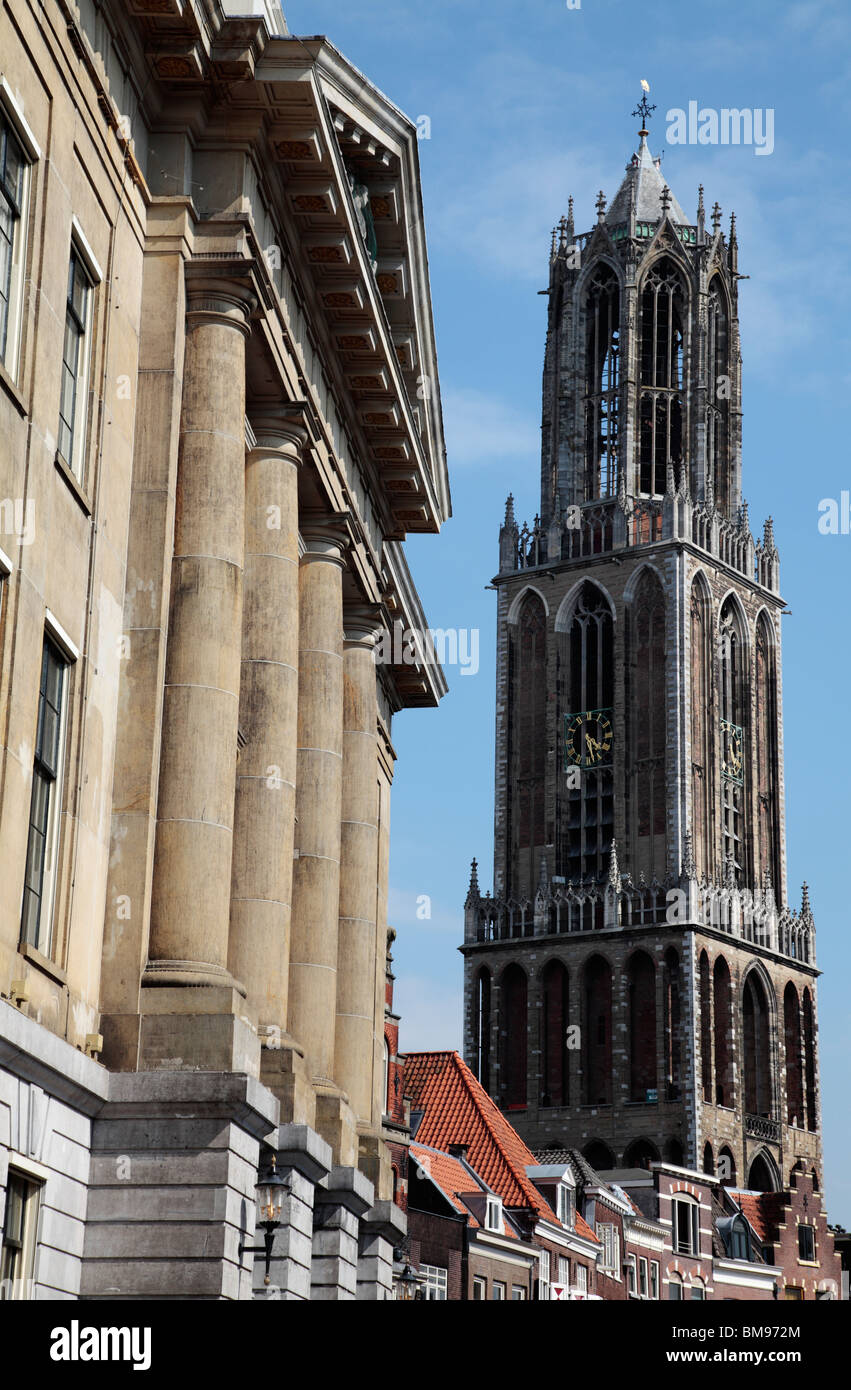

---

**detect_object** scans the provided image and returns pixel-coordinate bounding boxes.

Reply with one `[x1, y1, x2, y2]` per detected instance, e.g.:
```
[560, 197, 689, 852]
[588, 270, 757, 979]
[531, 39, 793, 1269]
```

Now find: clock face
[720, 719, 744, 784]
[564, 708, 614, 768]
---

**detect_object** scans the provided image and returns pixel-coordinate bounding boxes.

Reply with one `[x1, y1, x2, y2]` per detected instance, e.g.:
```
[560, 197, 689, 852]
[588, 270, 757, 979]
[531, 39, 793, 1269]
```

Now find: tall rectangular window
[798, 1225, 815, 1262]
[0, 1172, 41, 1299]
[672, 1198, 699, 1256]
[0, 107, 31, 377]
[20, 638, 68, 954]
[538, 1249, 550, 1301]
[57, 246, 93, 477]
[420, 1264, 447, 1301]
[574, 1263, 588, 1295]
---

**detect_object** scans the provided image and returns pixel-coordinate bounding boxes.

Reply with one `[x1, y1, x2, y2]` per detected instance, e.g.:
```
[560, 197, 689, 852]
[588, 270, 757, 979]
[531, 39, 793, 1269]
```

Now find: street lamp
[396, 1263, 423, 1301]
[239, 1155, 290, 1286]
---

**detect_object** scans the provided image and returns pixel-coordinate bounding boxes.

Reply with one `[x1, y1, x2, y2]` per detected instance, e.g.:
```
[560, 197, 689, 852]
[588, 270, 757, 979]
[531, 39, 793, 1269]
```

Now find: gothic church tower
[462, 104, 823, 1195]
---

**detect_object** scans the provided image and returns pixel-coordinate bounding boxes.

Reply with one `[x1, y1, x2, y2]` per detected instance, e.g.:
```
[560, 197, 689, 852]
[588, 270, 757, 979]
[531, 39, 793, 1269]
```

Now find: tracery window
[509, 592, 547, 895]
[690, 577, 712, 879]
[713, 956, 733, 1107]
[719, 597, 746, 884]
[541, 960, 569, 1107]
[628, 951, 656, 1101]
[706, 280, 729, 513]
[559, 583, 614, 884]
[742, 971, 774, 1118]
[639, 257, 685, 495]
[755, 615, 780, 896]
[582, 955, 612, 1104]
[502, 964, 527, 1109]
[584, 266, 620, 499]
[663, 947, 681, 1099]
[783, 982, 804, 1128]
[474, 967, 491, 1091]
[630, 570, 666, 878]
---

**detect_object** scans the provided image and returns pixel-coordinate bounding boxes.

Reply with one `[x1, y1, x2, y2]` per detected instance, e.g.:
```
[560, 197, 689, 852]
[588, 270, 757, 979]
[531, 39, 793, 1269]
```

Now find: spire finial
[632, 79, 656, 137]
[550, 225, 557, 259]
[730, 210, 737, 242]
[567, 195, 575, 238]
[469, 858, 480, 894]
[504, 493, 516, 528]
[801, 881, 812, 918]
[596, 189, 607, 222]
[764, 515, 776, 553]
[712, 200, 722, 234]
[698, 184, 705, 216]
[660, 184, 672, 216]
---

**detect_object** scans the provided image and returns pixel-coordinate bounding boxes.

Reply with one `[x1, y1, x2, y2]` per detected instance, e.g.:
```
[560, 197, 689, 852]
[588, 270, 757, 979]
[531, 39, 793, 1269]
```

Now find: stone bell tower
[462, 98, 826, 1200]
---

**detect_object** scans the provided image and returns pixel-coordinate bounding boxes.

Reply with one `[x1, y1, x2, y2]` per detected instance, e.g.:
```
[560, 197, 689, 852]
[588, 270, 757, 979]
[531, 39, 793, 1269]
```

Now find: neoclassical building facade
[462, 111, 830, 1247]
[0, 0, 449, 1299]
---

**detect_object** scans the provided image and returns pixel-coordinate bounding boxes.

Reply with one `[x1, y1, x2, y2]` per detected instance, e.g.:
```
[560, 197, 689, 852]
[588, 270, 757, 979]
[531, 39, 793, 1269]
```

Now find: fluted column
[287, 518, 349, 1085]
[334, 611, 382, 1123]
[228, 411, 307, 1031]
[146, 277, 254, 992]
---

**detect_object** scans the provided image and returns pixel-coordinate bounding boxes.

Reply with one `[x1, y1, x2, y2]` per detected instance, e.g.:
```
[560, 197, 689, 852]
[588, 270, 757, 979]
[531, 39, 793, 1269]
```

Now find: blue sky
[286, 0, 851, 1224]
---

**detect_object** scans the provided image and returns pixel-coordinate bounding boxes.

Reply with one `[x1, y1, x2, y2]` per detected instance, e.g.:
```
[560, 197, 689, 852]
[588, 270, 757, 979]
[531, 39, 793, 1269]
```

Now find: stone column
[311, 1166, 374, 1301]
[254, 1124, 331, 1301]
[357, 1200, 407, 1300]
[334, 610, 382, 1127]
[229, 411, 306, 1034]
[142, 275, 255, 1069]
[287, 518, 348, 1096]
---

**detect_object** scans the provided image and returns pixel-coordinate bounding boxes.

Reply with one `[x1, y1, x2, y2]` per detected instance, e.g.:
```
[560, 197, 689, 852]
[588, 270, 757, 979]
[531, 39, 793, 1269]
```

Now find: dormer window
[557, 1182, 575, 1228]
[729, 1215, 750, 1261]
[485, 1195, 502, 1232]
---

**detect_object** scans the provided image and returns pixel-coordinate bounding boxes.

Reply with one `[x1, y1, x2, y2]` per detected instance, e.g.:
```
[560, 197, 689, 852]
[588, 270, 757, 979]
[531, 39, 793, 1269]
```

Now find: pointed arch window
[755, 615, 780, 898]
[584, 266, 620, 499]
[690, 578, 712, 879]
[474, 967, 491, 1092]
[743, 971, 775, 1119]
[509, 593, 547, 896]
[783, 982, 804, 1128]
[628, 951, 656, 1101]
[639, 257, 686, 495]
[719, 597, 746, 885]
[541, 960, 569, 1107]
[706, 280, 729, 514]
[559, 583, 614, 884]
[501, 964, 528, 1109]
[802, 988, 817, 1132]
[630, 570, 666, 879]
[663, 947, 681, 1099]
[582, 955, 612, 1104]
[713, 956, 733, 1107]
[699, 950, 713, 1102]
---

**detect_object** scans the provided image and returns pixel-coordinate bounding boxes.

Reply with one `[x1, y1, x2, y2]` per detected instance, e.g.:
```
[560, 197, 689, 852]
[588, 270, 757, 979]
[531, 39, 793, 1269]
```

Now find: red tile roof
[409, 1143, 483, 1226]
[730, 1191, 786, 1242]
[405, 1050, 598, 1244]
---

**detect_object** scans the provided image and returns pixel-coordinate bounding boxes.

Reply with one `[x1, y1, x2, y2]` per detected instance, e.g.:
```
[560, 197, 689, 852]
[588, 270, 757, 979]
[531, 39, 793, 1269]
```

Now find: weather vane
[632, 78, 656, 132]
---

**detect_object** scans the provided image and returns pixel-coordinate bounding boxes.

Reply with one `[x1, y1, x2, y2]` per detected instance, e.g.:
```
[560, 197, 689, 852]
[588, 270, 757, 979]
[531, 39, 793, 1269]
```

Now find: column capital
[343, 602, 386, 649]
[247, 402, 311, 461]
[300, 511, 353, 566]
[184, 268, 257, 337]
